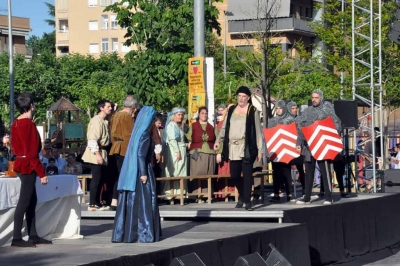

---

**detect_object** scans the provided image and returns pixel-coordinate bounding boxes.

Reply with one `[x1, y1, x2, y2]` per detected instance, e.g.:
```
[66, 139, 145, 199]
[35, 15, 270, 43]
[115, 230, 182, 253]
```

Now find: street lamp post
[224, 11, 227, 79]
[7, 0, 14, 125]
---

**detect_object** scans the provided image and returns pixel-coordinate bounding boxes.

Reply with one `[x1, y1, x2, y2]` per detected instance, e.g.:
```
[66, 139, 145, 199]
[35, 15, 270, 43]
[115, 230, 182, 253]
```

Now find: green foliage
[44, 2, 55, 27]
[104, 0, 221, 111]
[309, 0, 400, 104]
[26, 32, 56, 58]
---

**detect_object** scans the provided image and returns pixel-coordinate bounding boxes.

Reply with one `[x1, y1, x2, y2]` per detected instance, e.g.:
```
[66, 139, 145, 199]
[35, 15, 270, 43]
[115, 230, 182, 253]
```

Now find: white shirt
[395, 153, 400, 169]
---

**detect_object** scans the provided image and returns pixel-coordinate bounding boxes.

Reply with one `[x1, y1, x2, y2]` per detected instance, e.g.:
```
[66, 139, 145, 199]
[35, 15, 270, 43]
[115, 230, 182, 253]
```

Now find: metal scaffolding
[351, 0, 383, 192]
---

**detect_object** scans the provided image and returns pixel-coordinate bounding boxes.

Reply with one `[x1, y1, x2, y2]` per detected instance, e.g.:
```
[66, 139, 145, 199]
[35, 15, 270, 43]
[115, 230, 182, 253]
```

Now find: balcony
[228, 15, 315, 37]
[56, 0, 69, 12]
[0, 45, 33, 56]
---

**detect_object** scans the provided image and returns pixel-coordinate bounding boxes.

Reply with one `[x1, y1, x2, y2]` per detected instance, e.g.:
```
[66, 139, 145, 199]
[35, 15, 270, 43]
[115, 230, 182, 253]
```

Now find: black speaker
[265, 244, 292, 266]
[170, 253, 206, 266]
[333, 100, 358, 129]
[389, 21, 400, 45]
[382, 169, 400, 193]
[234, 252, 268, 266]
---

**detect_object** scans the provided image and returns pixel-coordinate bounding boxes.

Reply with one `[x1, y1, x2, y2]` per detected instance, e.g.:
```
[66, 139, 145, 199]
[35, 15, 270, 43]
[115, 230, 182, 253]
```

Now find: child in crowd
[46, 157, 59, 176]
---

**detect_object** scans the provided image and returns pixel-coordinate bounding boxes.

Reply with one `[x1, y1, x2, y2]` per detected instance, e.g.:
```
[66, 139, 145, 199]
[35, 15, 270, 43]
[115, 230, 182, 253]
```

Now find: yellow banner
[188, 57, 205, 124]
[188, 92, 206, 124]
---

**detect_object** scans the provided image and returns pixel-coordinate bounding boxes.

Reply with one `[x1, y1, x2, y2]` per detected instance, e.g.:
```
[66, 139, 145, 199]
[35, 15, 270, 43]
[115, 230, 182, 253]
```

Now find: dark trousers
[230, 160, 253, 203]
[112, 155, 125, 200]
[304, 158, 332, 202]
[320, 155, 345, 192]
[13, 172, 38, 240]
[296, 164, 305, 192]
[271, 162, 292, 197]
[90, 164, 104, 206]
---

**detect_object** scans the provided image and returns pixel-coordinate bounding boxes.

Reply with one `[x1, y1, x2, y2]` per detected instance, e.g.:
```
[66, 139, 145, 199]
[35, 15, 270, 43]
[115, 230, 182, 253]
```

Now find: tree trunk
[261, 43, 268, 128]
[86, 107, 92, 119]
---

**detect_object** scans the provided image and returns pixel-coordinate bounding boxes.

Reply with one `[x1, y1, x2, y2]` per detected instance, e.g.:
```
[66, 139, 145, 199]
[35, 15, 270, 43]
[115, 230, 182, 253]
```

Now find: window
[111, 38, 119, 52]
[299, 6, 306, 17]
[100, 0, 108, 6]
[121, 43, 131, 52]
[110, 14, 118, 29]
[88, 0, 98, 7]
[111, 0, 118, 3]
[306, 7, 312, 18]
[58, 20, 69, 32]
[88, 21, 98, 31]
[102, 38, 109, 52]
[290, 4, 295, 16]
[101, 15, 108, 29]
[89, 44, 99, 54]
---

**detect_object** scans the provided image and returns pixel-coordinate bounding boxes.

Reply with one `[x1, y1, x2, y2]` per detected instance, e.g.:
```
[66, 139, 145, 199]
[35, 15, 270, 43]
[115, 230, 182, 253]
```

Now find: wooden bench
[77, 171, 272, 205]
[156, 172, 268, 206]
[77, 174, 92, 203]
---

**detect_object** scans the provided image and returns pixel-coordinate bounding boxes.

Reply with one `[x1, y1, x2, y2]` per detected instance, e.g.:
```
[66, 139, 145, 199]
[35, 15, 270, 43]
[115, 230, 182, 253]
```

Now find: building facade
[55, 0, 316, 57]
[55, 0, 134, 57]
[214, 0, 315, 56]
[0, 15, 32, 60]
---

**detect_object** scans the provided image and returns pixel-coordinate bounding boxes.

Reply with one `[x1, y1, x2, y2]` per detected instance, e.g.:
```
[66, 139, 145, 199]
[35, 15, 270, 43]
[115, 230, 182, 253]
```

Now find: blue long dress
[112, 131, 161, 243]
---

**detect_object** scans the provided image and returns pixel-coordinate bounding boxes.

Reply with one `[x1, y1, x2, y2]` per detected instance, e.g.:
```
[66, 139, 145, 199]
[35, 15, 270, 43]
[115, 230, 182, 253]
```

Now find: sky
[0, 0, 54, 37]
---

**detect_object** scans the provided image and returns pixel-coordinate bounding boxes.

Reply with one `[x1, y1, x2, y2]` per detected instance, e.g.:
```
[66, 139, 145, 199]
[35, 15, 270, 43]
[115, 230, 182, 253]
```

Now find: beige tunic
[82, 115, 110, 165]
[216, 110, 263, 161]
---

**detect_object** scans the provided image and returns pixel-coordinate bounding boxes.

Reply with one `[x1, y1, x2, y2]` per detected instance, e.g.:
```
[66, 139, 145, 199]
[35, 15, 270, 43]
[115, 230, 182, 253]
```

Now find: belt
[99, 145, 106, 150]
[229, 139, 245, 145]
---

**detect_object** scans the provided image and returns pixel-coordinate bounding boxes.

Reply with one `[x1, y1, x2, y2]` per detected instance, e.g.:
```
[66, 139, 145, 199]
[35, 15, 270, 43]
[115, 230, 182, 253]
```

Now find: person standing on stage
[214, 86, 263, 211]
[11, 92, 52, 247]
[186, 106, 216, 197]
[296, 89, 342, 205]
[108, 95, 136, 210]
[162, 107, 188, 200]
[318, 101, 348, 198]
[268, 100, 295, 203]
[287, 101, 305, 196]
[82, 99, 112, 211]
[112, 106, 161, 243]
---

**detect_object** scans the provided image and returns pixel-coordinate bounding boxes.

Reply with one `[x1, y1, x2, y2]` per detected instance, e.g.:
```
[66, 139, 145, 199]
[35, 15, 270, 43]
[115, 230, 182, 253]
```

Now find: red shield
[263, 123, 300, 164]
[301, 117, 343, 160]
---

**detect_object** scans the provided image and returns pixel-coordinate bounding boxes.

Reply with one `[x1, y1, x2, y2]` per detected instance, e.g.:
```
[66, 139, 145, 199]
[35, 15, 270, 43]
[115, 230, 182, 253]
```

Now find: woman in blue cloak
[112, 106, 161, 243]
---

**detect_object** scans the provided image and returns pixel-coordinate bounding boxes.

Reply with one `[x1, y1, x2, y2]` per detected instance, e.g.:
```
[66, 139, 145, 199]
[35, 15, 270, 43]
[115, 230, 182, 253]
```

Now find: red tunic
[11, 118, 46, 178]
[190, 122, 215, 151]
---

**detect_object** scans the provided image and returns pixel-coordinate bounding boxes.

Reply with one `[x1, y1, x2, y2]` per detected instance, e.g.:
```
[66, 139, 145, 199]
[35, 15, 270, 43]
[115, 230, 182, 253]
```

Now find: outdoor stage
[0, 220, 310, 266]
[1, 193, 400, 265]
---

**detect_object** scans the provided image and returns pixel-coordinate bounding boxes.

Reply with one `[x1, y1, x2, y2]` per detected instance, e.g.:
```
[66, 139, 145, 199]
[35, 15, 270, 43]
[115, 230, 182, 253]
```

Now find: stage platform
[79, 193, 400, 265]
[82, 192, 388, 223]
[0, 220, 310, 266]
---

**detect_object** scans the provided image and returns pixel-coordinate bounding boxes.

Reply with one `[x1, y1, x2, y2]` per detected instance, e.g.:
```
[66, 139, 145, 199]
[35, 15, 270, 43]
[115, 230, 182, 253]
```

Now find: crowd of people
[10, 86, 394, 247]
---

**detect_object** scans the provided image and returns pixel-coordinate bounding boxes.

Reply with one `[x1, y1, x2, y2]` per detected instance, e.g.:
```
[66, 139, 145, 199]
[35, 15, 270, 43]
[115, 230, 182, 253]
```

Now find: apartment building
[0, 15, 32, 60]
[55, 0, 133, 57]
[214, 0, 315, 56]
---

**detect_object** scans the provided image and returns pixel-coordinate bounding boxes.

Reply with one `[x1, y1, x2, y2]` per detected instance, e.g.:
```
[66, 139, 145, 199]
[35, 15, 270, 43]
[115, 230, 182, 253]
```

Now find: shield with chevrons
[263, 123, 300, 164]
[301, 116, 343, 160]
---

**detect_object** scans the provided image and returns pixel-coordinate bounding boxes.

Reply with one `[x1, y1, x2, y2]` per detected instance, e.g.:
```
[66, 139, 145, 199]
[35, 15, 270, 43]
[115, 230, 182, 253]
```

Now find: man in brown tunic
[109, 95, 136, 210]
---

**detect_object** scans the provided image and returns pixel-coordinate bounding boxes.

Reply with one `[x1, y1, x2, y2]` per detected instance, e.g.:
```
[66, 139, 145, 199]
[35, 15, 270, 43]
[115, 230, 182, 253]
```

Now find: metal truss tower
[351, 0, 383, 192]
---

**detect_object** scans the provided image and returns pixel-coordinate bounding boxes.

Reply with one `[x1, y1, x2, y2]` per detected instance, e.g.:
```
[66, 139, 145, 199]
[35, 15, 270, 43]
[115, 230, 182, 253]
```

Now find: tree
[105, 0, 221, 111]
[231, 0, 287, 126]
[44, 2, 55, 28]
[26, 32, 56, 57]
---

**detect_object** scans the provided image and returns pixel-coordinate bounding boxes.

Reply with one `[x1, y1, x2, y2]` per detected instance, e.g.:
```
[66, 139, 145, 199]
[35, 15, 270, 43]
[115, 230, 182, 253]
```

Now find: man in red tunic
[11, 92, 51, 248]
